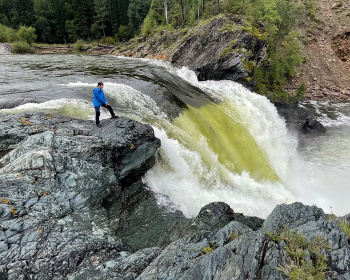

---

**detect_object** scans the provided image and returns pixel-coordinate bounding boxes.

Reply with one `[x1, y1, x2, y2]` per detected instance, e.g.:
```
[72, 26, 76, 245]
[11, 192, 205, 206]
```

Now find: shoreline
[4, 43, 349, 102]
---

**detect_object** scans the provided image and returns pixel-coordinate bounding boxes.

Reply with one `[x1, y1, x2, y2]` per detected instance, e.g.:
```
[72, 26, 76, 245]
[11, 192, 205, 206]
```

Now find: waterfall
[1, 66, 298, 218]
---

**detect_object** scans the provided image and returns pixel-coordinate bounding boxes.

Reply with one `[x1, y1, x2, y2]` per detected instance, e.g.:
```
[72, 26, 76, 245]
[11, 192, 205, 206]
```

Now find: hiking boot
[111, 115, 118, 119]
[96, 123, 102, 128]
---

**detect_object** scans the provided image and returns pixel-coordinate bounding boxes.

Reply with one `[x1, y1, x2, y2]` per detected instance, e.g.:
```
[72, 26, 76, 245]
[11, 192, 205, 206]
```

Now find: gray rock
[0, 43, 11, 55]
[262, 202, 326, 232]
[302, 118, 326, 134]
[0, 112, 160, 279]
[172, 17, 266, 89]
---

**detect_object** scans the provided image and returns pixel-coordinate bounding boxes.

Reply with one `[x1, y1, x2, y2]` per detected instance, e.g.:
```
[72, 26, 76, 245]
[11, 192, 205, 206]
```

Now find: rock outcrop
[0, 113, 349, 280]
[113, 15, 267, 89]
[0, 113, 162, 279]
[303, 118, 327, 134]
[0, 43, 11, 55]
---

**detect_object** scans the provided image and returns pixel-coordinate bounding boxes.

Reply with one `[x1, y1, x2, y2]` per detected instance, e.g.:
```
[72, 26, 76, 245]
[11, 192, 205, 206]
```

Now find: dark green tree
[71, 0, 94, 39]
[128, 0, 151, 31]
[108, 0, 129, 35]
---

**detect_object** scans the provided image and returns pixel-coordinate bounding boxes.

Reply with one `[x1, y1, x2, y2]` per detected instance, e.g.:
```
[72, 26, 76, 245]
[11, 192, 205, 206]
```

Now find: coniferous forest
[0, 0, 315, 44]
[0, 0, 317, 101]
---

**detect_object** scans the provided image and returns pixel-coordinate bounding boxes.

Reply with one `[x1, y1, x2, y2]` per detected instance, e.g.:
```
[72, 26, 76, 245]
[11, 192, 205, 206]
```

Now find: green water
[173, 102, 280, 182]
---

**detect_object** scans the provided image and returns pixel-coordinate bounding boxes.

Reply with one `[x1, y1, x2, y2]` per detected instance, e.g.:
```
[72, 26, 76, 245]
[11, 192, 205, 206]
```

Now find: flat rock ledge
[0, 43, 11, 55]
[0, 113, 349, 280]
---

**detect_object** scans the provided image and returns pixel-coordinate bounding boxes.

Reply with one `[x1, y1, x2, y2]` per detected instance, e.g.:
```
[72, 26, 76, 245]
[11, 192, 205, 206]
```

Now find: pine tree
[91, 0, 109, 38]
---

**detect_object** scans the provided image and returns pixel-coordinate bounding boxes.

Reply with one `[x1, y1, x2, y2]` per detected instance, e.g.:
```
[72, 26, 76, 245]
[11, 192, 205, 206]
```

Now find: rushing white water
[2, 55, 350, 218]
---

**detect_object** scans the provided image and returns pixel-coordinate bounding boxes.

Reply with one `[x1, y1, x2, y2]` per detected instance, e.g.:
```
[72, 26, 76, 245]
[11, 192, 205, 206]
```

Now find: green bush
[74, 39, 85, 52]
[118, 25, 134, 41]
[17, 26, 37, 45]
[141, 10, 156, 37]
[339, 219, 350, 238]
[99, 36, 116, 45]
[11, 41, 36, 54]
[0, 24, 18, 43]
[276, 229, 329, 280]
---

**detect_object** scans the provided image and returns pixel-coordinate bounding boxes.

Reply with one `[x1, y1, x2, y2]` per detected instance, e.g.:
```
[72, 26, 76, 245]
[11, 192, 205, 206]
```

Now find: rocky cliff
[0, 113, 349, 280]
[113, 15, 267, 90]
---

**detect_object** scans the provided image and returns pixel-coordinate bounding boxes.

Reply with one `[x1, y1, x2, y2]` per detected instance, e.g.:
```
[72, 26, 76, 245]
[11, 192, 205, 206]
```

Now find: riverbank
[34, 41, 350, 102]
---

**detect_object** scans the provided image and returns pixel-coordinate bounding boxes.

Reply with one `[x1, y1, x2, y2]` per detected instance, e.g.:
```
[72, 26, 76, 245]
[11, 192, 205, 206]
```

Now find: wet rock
[275, 102, 311, 124]
[138, 202, 350, 280]
[302, 118, 326, 134]
[233, 212, 264, 231]
[0, 112, 160, 279]
[112, 199, 236, 251]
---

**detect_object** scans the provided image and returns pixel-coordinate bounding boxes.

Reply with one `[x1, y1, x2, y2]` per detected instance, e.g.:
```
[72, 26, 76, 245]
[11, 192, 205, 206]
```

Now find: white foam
[176, 66, 297, 181]
[144, 127, 293, 218]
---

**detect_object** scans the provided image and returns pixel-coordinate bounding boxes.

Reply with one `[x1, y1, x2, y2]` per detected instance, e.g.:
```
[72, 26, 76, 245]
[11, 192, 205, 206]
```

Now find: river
[0, 54, 349, 218]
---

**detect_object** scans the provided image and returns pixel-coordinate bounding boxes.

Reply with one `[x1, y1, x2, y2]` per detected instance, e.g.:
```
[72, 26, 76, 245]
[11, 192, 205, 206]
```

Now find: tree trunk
[164, 0, 168, 25]
[177, 0, 185, 26]
[202, 0, 205, 11]
[217, 0, 220, 12]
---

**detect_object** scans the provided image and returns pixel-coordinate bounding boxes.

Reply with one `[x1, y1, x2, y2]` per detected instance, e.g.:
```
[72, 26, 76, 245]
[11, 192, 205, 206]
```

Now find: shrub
[118, 24, 134, 41]
[339, 219, 350, 238]
[99, 36, 116, 45]
[141, 10, 156, 37]
[0, 24, 18, 42]
[11, 41, 35, 54]
[275, 229, 329, 280]
[17, 26, 37, 45]
[74, 39, 85, 52]
[221, 46, 233, 57]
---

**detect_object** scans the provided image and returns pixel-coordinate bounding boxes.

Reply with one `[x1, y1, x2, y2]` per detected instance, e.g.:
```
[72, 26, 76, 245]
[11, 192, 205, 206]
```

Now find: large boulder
[302, 118, 326, 134]
[171, 17, 266, 89]
[0, 112, 161, 279]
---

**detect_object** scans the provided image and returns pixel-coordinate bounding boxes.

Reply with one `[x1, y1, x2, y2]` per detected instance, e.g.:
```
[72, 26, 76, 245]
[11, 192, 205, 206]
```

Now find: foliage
[201, 242, 218, 255]
[17, 26, 37, 45]
[230, 232, 240, 240]
[74, 39, 85, 51]
[201, 246, 214, 254]
[304, 0, 317, 21]
[289, 82, 307, 104]
[118, 24, 134, 41]
[99, 36, 116, 45]
[11, 41, 36, 53]
[221, 46, 233, 57]
[265, 231, 282, 243]
[339, 219, 350, 238]
[267, 229, 330, 280]
[0, 0, 312, 102]
[0, 24, 18, 42]
[141, 9, 157, 36]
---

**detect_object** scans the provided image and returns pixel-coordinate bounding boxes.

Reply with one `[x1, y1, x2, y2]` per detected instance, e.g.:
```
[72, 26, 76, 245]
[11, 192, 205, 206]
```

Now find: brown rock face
[332, 32, 350, 62]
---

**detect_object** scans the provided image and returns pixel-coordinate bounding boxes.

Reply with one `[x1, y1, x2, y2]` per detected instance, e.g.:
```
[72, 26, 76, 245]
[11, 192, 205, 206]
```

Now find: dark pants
[94, 104, 115, 125]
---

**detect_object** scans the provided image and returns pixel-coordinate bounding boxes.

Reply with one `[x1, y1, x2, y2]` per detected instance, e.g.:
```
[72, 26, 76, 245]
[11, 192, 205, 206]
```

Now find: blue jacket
[93, 88, 108, 107]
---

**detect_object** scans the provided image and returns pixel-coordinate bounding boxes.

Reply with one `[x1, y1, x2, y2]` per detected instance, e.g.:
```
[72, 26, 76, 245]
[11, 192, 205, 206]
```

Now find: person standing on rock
[93, 82, 117, 127]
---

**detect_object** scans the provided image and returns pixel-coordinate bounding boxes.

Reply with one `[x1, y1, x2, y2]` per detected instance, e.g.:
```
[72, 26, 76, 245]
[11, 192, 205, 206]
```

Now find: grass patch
[339, 219, 350, 238]
[230, 232, 240, 241]
[11, 41, 35, 54]
[74, 39, 86, 52]
[265, 229, 329, 280]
